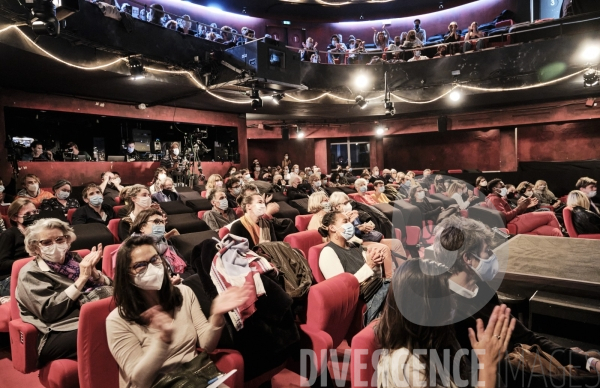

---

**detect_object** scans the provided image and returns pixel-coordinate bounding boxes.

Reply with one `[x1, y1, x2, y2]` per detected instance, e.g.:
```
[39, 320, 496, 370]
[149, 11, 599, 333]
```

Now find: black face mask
[507, 192, 516, 200]
[162, 189, 172, 196]
[22, 214, 40, 227]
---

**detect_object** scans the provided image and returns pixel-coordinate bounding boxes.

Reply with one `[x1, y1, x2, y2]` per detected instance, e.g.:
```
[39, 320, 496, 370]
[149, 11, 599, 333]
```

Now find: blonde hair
[534, 180, 548, 191]
[517, 181, 534, 192]
[8, 198, 35, 226]
[329, 191, 350, 209]
[206, 174, 223, 190]
[24, 218, 77, 256]
[237, 193, 262, 212]
[120, 184, 149, 212]
[567, 190, 590, 209]
[447, 182, 466, 197]
[308, 191, 329, 214]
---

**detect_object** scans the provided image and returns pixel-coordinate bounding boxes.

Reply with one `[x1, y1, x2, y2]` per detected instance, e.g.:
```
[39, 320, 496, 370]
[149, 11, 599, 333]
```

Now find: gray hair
[24, 218, 77, 256]
[308, 191, 329, 214]
[431, 216, 493, 274]
[354, 178, 368, 188]
[329, 191, 350, 208]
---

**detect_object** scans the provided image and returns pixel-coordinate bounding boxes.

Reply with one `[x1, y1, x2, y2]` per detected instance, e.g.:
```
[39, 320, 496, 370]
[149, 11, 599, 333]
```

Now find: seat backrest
[467, 205, 506, 229]
[307, 242, 328, 283]
[112, 205, 124, 215]
[473, 187, 480, 197]
[78, 298, 120, 388]
[351, 320, 380, 388]
[562, 207, 578, 237]
[219, 226, 229, 239]
[294, 214, 314, 232]
[348, 193, 361, 202]
[197, 210, 208, 220]
[305, 273, 359, 349]
[283, 230, 322, 259]
[201, 190, 207, 198]
[107, 218, 120, 243]
[495, 19, 514, 28]
[429, 184, 436, 195]
[10, 257, 34, 319]
[67, 208, 77, 224]
[447, 169, 462, 174]
[102, 244, 121, 279]
[1, 214, 10, 229]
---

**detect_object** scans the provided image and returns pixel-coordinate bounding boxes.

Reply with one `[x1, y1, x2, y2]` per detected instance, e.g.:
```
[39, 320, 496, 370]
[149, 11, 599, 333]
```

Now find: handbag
[151, 351, 222, 388]
[361, 230, 384, 242]
[360, 275, 383, 302]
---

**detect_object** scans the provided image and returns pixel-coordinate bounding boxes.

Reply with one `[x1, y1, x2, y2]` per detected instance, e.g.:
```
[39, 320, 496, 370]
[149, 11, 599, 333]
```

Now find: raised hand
[211, 285, 254, 316]
[468, 305, 516, 370]
[141, 306, 174, 344]
[79, 243, 103, 280]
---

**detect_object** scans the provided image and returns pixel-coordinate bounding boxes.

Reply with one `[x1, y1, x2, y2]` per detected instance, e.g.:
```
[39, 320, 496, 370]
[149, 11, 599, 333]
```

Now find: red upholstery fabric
[473, 187, 480, 197]
[67, 208, 77, 224]
[209, 349, 246, 388]
[295, 214, 314, 232]
[307, 243, 328, 283]
[218, 227, 229, 239]
[0, 205, 8, 215]
[107, 218, 120, 243]
[234, 207, 244, 218]
[560, 195, 568, 204]
[563, 207, 600, 239]
[2, 214, 10, 229]
[429, 184, 436, 195]
[348, 193, 361, 202]
[283, 230, 323, 260]
[300, 273, 359, 376]
[0, 304, 9, 332]
[10, 257, 34, 320]
[447, 169, 463, 174]
[201, 190, 207, 198]
[9, 318, 39, 373]
[197, 210, 208, 219]
[102, 244, 121, 279]
[350, 320, 380, 388]
[39, 359, 79, 388]
[113, 196, 121, 205]
[404, 226, 422, 247]
[112, 205, 124, 215]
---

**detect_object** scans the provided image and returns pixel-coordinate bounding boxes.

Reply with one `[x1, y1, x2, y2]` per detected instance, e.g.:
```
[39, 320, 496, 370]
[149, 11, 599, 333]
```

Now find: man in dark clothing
[71, 184, 115, 225]
[121, 139, 140, 161]
[225, 177, 242, 209]
[287, 175, 309, 201]
[21, 141, 54, 161]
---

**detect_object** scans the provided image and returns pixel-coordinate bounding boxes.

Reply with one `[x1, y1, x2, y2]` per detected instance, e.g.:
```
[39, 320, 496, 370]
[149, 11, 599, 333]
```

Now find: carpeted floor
[0, 333, 44, 388]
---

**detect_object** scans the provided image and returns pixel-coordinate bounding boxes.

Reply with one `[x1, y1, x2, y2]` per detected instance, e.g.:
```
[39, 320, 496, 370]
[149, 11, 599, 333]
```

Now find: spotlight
[29, 0, 59, 36]
[355, 95, 368, 109]
[376, 127, 385, 136]
[439, 1, 444, 9]
[581, 45, 600, 63]
[242, 6, 247, 14]
[296, 127, 305, 139]
[272, 93, 284, 105]
[384, 101, 395, 116]
[355, 73, 369, 90]
[449, 90, 461, 101]
[583, 69, 599, 87]
[129, 58, 145, 80]
[359, 14, 364, 20]
[250, 89, 262, 110]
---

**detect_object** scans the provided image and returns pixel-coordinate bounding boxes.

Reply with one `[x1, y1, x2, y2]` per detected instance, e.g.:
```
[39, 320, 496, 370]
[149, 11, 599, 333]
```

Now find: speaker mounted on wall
[281, 127, 290, 140]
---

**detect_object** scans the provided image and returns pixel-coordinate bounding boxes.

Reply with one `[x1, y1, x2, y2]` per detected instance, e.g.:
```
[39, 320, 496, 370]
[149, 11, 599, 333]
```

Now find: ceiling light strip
[460, 68, 590, 92]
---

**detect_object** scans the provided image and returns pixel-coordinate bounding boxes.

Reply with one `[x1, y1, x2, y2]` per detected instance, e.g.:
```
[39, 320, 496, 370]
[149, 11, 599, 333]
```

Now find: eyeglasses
[146, 218, 165, 226]
[19, 209, 40, 218]
[130, 255, 163, 275]
[38, 235, 68, 247]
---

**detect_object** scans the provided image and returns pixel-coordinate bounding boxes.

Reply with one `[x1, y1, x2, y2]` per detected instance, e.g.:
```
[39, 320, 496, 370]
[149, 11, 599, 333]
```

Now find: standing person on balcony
[413, 18, 426, 42]
[327, 34, 346, 64]
[444, 21, 461, 55]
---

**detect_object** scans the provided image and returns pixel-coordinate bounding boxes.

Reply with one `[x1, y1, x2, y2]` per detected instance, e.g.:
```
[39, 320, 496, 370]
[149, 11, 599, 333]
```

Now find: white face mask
[28, 183, 39, 192]
[217, 198, 228, 210]
[587, 190, 597, 198]
[255, 167, 261, 172]
[215, 181, 223, 187]
[132, 261, 164, 291]
[378, 186, 385, 193]
[416, 191, 426, 199]
[158, 173, 167, 181]
[498, 188, 508, 197]
[172, 148, 180, 156]
[40, 242, 70, 263]
[480, 181, 487, 187]
[56, 190, 70, 200]
[525, 191, 533, 197]
[472, 253, 499, 282]
[136, 196, 152, 208]
[342, 203, 352, 213]
[294, 168, 299, 174]
[321, 202, 331, 212]
[315, 181, 321, 187]
[252, 203, 266, 217]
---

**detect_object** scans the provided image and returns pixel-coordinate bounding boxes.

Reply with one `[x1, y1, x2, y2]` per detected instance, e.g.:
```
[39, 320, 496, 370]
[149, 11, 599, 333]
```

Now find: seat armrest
[299, 324, 334, 377]
[210, 349, 245, 388]
[9, 318, 39, 373]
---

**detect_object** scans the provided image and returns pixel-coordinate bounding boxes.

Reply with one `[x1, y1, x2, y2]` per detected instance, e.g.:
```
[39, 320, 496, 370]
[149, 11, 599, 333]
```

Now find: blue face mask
[359, 186, 368, 193]
[89, 195, 103, 206]
[127, 146, 135, 153]
[338, 222, 355, 241]
[151, 224, 166, 239]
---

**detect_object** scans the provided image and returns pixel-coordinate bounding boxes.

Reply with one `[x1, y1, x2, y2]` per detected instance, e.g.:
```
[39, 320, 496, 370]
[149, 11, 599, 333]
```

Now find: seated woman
[203, 189, 238, 232]
[329, 192, 406, 266]
[16, 174, 54, 207]
[377, 259, 515, 388]
[0, 199, 38, 296]
[353, 178, 378, 206]
[129, 209, 185, 281]
[433, 174, 446, 193]
[475, 176, 490, 198]
[533, 180, 563, 209]
[205, 174, 223, 199]
[17, 218, 111, 366]
[40, 180, 80, 215]
[107, 235, 250, 388]
[151, 177, 179, 203]
[318, 211, 392, 324]
[410, 186, 442, 223]
[118, 185, 161, 241]
[287, 175, 309, 200]
[328, 171, 345, 187]
[485, 179, 562, 236]
[230, 194, 297, 250]
[308, 174, 326, 194]
[307, 191, 331, 231]
[447, 182, 476, 210]
[149, 167, 168, 195]
[567, 190, 600, 235]
[372, 180, 390, 204]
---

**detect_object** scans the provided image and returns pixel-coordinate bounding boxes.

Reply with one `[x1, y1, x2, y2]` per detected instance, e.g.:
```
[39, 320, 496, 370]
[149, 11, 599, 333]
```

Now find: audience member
[107, 235, 250, 388]
[413, 18, 426, 42]
[251, 163, 262, 181]
[354, 178, 378, 205]
[281, 153, 292, 169]
[307, 191, 331, 231]
[433, 174, 446, 193]
[149, 168, 168, 195]
[377, 258, 513, 388]
[576, 177, 598, 214]
[64, 142, 92, 161]
[71, 184, 116, 226]
[223, 166, 236, 179]
[118, 185, 156, 241]
[122, 139, 140, 161]
[444, 21, 461, 55]
[0, 199, 36, 296]
[17, 219, 110, 366]
[433, 44, 448, 58]
[447, 182, 476, 210]
[177, 15, 193, 35]
[15, 174, 54, 207]
[99, 171, 124, 206]
[151, 177, 179, 203]
[21, 141, 54, 161]
[272, 174, 286, 193]
[287, 175, 309, 200]
[372, 25, 391, 51]
[327, 34, 347, 64]
[203, 189, 238, 232]
[205, 174, 223, 199]
[225, 177, 242, 208]
[300, 37, 319, 62]
[475, 176, 490, 197]
[160, 142, 183, 178]
[347, 38, 366, 64]
[372, 180, 390, 204]
[410, 186, 443, 223]
[401, 30, 424, 49]
[463, 21, 485, 52]
[485, 179, 562, 236]
[41, 180, 80, 215]
[308, 174, 325, 194]
[318, 211, 393, 324]
[533, 180, 562, 209]
[567, 190, 600, 235]
[147, 4, 165, 26]
[407, 50, 429, 61]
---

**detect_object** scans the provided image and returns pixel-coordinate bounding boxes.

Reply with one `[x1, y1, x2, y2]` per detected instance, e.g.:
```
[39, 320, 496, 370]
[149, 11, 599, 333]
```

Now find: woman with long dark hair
[376, 259, 515, 388]
[107, 236, 251, 388]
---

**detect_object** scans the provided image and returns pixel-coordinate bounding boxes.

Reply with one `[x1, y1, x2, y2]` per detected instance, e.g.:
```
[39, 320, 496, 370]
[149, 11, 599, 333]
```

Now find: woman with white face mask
[307, 191, 331, 231]
[354, 178, 378, 206]
[318, 211, 392, 325]
[17, 218, 110, 366]
[149, 167, 169, 195]
[229, 194, 285, 249]
[41, 179, 80, 215]
[410, 186, 443, 223]
[533, 180, 563, 209]
[15, 173, 54, 207]
[118, 185, 163, 241]
[107, 235, 251, 388]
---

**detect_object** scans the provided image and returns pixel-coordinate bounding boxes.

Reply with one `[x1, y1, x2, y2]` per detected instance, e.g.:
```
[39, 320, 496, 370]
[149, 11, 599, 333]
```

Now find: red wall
[247, 138, 316, 169]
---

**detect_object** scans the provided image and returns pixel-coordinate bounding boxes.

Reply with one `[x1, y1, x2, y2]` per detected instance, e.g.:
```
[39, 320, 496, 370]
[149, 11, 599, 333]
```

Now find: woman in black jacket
[567, 190, 600, 234]
[409, 186, 442, 222]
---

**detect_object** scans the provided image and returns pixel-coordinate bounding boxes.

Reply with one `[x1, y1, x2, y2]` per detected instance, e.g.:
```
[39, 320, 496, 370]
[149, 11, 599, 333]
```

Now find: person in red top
[354, 178, 378, 206]
[485, 178, 562, 236]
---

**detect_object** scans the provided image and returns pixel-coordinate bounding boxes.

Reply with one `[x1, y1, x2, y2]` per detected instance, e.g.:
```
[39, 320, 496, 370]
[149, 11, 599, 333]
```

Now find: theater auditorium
[0, 0, 600, 386]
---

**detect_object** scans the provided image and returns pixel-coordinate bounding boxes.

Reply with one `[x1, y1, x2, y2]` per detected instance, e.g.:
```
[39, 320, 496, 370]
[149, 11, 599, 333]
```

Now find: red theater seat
[448, 169, 463, 174]
[201, 191, 207, 198]
[112, 205, 124, 215]
[197, 210, 208, 220]
[2, 214, 10, 229]
[66, 208, 77, 224]
[299, 273, 359, 379]
[295, 214, 313, 231]
[307, 243, 328, 283]
[283, 230, 323, 259]
[107, 218, 120, 243]
[219, 226, 229, 239]
[429, 184, 436, 195]
[102, 244, 121, 279]
[563, 207, 600, 239]
[113, 196, 121, 205]
[350, 320, 380, 388]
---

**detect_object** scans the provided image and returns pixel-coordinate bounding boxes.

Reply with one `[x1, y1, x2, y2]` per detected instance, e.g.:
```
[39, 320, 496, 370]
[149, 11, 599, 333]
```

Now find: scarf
[240, 215, 271, 246]
[43, 252, 104, 292]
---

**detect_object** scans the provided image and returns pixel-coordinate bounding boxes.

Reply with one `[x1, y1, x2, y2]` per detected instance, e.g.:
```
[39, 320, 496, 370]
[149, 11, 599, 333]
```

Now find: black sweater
[0, 227, 27, 280]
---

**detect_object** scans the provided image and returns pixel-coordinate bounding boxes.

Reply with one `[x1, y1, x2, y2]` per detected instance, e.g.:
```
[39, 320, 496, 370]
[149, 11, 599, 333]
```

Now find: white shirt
[319, 245, 374, 283]
[448, 279, 478, 299]
[451, 193, 471, 210]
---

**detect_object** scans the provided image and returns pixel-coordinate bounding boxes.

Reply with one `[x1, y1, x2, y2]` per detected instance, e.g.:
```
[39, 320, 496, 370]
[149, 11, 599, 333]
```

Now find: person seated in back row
[203, 189, 238, 232]
[567, 190, 600, 235]
[354, 178, 378, 206]
[71, 184, 116, 226]
[151, 177, 179, 203]
[15, 174, 54, 207]
[576, 177, 598, 214]
[41, 180, 80, 215]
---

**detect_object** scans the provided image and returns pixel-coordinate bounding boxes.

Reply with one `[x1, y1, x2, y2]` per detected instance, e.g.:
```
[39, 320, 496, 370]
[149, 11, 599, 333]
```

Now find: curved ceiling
[187, 0, 478, 23]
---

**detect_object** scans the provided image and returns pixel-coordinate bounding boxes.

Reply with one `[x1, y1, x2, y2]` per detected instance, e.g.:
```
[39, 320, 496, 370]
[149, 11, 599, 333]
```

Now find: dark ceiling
[187, 0, 477, 22]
